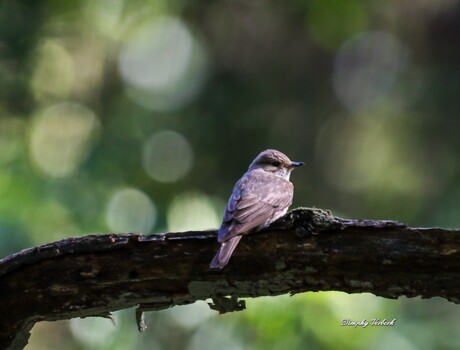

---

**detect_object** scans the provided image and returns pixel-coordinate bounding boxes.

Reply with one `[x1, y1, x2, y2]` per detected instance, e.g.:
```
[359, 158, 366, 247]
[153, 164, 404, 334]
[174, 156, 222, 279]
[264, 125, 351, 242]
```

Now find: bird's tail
[210, 235, 242, 269]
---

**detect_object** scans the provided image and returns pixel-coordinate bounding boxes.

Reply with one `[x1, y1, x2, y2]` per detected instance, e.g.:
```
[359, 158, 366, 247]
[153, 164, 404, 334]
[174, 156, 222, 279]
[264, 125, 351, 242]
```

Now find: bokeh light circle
[333, 31, 409, 113]
[142, 130, 193, 183]
[29, 103, 99, 178]
[106, 187, 157, 234]
[118, 16, 207, 111]
[31, 40, 75, 101]
[167, 191, 220, 232]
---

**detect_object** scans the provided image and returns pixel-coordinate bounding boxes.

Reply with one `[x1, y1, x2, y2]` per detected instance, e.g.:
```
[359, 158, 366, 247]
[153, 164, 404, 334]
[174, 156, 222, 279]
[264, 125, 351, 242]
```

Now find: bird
[210, 149, 303, 269]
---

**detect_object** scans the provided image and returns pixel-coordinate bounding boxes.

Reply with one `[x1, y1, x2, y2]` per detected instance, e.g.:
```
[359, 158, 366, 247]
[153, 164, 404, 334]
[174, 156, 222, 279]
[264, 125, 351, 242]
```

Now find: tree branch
[1, 208, 460, 349]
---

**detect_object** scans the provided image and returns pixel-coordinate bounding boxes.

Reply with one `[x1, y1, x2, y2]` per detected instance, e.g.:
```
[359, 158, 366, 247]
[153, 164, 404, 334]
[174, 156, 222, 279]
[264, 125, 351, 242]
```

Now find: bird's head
[248, 149, 304, 180]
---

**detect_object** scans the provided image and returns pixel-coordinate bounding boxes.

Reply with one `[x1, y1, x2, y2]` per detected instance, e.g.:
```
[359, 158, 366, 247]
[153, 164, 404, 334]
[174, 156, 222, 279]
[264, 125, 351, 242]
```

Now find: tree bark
[1, 208, 460, 350]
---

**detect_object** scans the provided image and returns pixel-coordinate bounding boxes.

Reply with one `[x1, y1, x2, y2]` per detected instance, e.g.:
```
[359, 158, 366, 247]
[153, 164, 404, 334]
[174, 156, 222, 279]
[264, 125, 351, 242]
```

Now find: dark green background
[1, 0, 460, 349]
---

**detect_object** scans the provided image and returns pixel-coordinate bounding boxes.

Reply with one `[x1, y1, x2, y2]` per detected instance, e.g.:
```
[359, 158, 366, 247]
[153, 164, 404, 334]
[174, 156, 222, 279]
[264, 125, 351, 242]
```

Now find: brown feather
[210, 149, 302, 269]
[217, 169, 293, 243]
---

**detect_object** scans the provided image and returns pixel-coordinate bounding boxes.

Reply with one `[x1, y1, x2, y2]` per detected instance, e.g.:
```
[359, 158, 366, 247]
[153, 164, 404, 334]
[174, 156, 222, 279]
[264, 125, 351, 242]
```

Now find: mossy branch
[1, 208, 460, 350]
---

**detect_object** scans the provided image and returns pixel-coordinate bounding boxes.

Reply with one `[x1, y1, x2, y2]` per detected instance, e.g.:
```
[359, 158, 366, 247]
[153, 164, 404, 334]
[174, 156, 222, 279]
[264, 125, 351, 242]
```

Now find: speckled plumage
[210, 149, 303, 269]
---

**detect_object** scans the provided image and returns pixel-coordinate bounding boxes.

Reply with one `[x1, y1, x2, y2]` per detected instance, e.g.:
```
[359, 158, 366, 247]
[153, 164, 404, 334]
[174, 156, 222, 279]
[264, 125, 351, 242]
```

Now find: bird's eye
[271, 160, 281, 167]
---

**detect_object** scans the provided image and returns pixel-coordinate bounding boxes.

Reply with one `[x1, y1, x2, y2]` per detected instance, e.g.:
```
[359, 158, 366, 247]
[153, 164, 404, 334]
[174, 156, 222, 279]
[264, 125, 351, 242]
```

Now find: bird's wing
[217, 172, 293, 243]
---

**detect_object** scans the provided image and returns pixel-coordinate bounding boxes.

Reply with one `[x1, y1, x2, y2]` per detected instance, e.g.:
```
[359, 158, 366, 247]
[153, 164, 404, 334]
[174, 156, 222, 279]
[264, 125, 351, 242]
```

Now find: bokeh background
[2, 0, 460, 349]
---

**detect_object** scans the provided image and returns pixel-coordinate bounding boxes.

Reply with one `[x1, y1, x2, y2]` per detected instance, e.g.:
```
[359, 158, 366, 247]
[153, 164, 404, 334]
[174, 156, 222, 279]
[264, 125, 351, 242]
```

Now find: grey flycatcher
[210, 149, 303, 269]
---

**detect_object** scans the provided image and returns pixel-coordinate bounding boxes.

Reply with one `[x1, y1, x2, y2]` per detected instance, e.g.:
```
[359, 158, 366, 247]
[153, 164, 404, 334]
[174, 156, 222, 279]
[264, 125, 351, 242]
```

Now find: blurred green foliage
[1, 0, 460, 349]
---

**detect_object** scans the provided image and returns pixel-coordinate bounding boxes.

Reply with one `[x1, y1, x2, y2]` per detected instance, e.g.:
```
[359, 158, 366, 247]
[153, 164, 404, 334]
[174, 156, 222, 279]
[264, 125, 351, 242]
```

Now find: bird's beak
[289, 161, 304, 168]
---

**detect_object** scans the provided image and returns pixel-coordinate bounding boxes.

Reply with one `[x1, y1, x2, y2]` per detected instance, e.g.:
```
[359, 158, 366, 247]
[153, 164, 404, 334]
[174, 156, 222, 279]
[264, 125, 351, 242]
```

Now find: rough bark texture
[1, 208, 460, 349]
